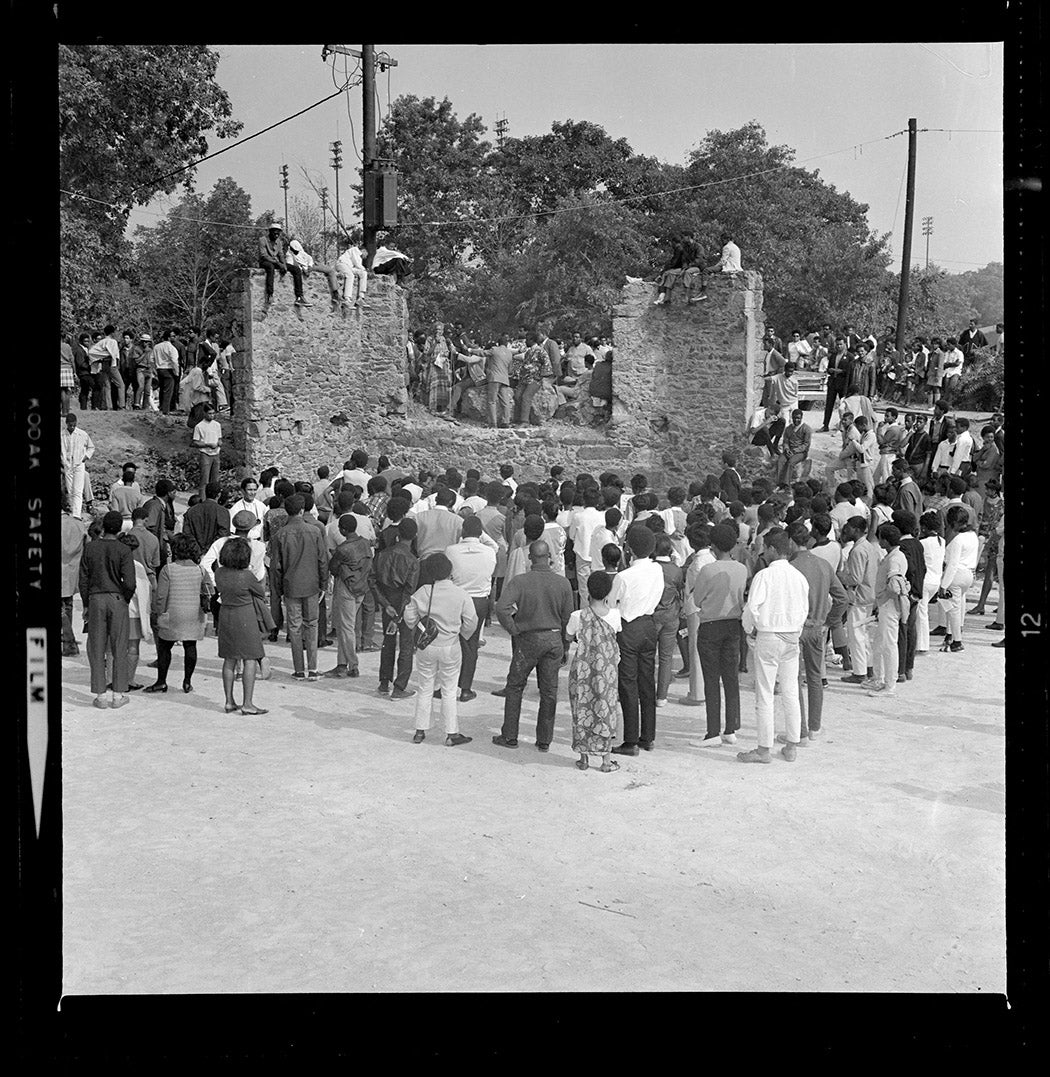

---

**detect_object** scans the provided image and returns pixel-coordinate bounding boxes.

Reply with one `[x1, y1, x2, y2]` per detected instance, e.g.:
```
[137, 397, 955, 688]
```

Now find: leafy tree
[132, 177, 258, 334]
[60, 45, 241, 325]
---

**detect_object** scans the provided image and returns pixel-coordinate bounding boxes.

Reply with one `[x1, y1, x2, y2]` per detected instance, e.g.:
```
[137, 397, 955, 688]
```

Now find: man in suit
[181, 481, 230, 555]
[272, 493, 330, 680]
[819, 336, 851, 432]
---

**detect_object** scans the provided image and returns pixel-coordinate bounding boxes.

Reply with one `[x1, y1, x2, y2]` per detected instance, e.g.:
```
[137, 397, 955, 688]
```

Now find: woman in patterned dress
[566, 570, 622, 772]
[426, 322, 452, 414]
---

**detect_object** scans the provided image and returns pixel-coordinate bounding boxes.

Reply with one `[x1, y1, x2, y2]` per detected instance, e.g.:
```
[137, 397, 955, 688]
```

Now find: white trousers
[65, 462, 86, 517]
[873, 452, 897, 485]
[847, 602, 874, 673]
[413, 640, 461, 734]
[341, 267, 368, 303]
[873, 598, 902, 687]
[686, 611, 703, 702]
[915, 576, 940, 651]
[945, 568, 974, 639]
[753, 631, 802, 749]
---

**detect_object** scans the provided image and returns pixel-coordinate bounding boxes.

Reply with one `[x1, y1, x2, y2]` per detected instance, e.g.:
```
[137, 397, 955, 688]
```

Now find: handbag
[253, 592, 276, 634]
[413, 585, 439, 651]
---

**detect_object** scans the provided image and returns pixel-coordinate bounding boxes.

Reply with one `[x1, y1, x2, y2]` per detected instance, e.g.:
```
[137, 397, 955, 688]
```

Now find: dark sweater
[79, 536, 136, 606]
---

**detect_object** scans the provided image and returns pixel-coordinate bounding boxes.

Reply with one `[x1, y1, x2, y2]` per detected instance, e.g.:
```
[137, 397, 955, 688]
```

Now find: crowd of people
[63, 431, 1005, 768]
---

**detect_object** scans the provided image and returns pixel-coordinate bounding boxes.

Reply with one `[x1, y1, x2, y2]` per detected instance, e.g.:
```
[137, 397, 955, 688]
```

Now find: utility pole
[330, 141, 343, 246]
[495, 113, 508, 150]
[894, 118, 918, 358]
[279, 163, 290, 232]
[922, 216, 934, 270]
[320, 187, 329, 262]
[322, 44, 398, 270]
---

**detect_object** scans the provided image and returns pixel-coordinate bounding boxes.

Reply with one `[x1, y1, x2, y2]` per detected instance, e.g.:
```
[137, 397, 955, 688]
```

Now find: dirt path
[61, 582, 1005, 994]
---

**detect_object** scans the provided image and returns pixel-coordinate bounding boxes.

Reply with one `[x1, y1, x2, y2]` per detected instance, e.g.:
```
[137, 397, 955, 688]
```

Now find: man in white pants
[335, 230, 368, 308]
[839, 516, 879, 685]
[866, 523, 911, 696]
[738, 531, 809, 764]
[61, 412, 95, 518]
[402, 552, 478, 746]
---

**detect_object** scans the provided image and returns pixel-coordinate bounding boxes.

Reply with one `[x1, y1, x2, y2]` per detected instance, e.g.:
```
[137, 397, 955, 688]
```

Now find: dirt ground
[61, 530, 1005, 995]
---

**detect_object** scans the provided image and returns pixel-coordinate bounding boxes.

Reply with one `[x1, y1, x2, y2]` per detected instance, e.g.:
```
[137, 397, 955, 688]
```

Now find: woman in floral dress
[426, 322, 452, 414]
[566, 571, 622, 772]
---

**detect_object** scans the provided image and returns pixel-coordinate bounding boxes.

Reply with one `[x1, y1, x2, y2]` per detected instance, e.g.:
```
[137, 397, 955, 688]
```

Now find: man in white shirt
[849, 415, 879, 503]
[569, 489, 605, 593]
[950, 418, 975, 477]
[192, 404, 223, 499]
[787, 331, 813, 368]
[941, 342, 964, 405]
[446, 516, 498, 701]
[335, 230, 368, 308]
[88, 324, 123, 410]
[564, 332, 594, 377]
[340, 450, 372, 495]
[461, 478, 488, 516]
[228, 477, 269, 540]
[61, 412, 95, 518]
[738, 531, 809, 763]
[588, 507, 622, 576]
[498, 464, 517, 494]
[610, 526, 665, 756]
[201, 511, 267, 585]
[710, 232, 742, 275]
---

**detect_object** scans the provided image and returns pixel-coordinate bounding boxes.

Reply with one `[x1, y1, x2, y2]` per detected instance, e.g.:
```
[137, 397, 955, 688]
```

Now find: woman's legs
[183, 640, 198, 687]
[155, 636, 175, 685]
[241, 660, 258, 710]
[127, 639, 141, 686]
[222, 659, 238, 708]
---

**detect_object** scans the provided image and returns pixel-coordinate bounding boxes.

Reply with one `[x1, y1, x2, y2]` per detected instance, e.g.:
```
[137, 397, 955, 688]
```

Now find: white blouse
[941, 532, 979, 589]
[920, 535, 945, 585]
[566, 606, 622, 638]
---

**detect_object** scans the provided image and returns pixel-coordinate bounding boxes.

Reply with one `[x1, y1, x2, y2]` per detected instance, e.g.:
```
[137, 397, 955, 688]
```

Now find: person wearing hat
[108, 462, 144, 531]
[258, 220, 310, 307]
[200, 510, 267, 588]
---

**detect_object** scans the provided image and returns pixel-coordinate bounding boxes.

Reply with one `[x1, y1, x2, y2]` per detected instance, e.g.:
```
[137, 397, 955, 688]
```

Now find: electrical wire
[60, 189, 262, 230]
[121, 76, 356, 200]
[917, 42, 992, 80]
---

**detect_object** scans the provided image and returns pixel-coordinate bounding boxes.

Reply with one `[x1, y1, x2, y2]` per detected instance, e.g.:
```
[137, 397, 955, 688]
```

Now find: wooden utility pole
[320, 187, 329, 261]
[362, 43, 377, 268]
[895, 119, 918, 357]
[330, 141, 343, 245]
[279, 163, 289, 232]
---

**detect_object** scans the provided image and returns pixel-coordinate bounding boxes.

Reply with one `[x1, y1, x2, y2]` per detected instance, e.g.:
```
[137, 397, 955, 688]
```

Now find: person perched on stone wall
[653, 231, 706, 306]
[259, 220, 310, 308]
[287, 238, 341, 310]
[335, 229, 368, 310]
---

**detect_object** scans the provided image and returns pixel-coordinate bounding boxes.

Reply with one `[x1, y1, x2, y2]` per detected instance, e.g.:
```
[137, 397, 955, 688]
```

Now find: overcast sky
[138, 43, 1004, 273]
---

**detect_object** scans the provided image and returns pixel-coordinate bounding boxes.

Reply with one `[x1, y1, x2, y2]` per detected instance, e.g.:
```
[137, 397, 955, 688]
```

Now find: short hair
[367, 475, 388, 495]
[955, 417, 970, 431]
[350, 449, 369, 468]
[876, 523, 902, 547]
[835, 482, 854, 501]
[219, 536, 252, 570]
[169, 533, 201, 562]
[205, 481, 221, 500]
[843, 515, 868, 537]
[810, 513, 833, 539]
[499, 464, 514, 478]
[397, 517, 418, 541]
[625, 524, 656, 558]
[873, 483, 894, 506]
[338, 514, 358, 535]
[386, 496, 410, 523]
[758, 503, 779, 525]
[811, 495, 830, 515]
[102, 510, 123, 534]
[316, 465, 330, 479]
[728, 500, 744, 519]
[131, 506, 150, 522]
[667, 486, 686, 506]
[284, 494, 305, 516]
[334, 488, 356, 514]
[653, 533, 674, 558]
[425, 552, 453, 580]
[721, 450, 737, 466]
[240, 476, 258, 491]
[600, 506, 621, 531]
[117, 532, 139, 550]
[523, 514, 546, 542]
[787, 521, 810, 547]
[710, 522, 738, 553]
[586, 571, 613, 601]
[884, 407, 899, 420]
[764, 531, 792, 558]
[630, 473, 647, 493]
[462, 515, 483, 538]
[945, 505, 972, 531]
[486, 480, 506, 504]
[892, 510, 918, 535]
[948, 475, 967, 498]
[301, 493, 315, 512]
[919, 511, 943, 536]
[600, 543, 622, 569]
[685, 522, 712, 550]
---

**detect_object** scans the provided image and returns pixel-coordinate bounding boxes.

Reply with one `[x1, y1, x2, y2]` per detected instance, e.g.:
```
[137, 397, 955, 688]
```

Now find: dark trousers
[86, 592, 130, 695]
[458, 596, 489, 692]
[158, 369, 178, 414]
[156, 637, 198, 686]
[899, 597, 919, 674]
[61, 596, 79, 655]
[267, 564, 284, 633]
[379, 608, 414, 690]
[261, 261, 304, 300]
[697, 618, 742, 737]
[501, 629, 563, 746]
[77, 374, 93, 410]
[617, 614, 658, 747]
[797, 624, 826, 732]
[90, 371, 108, 410]
[822, 377, 845, 428]
[356, 586, 377, 648]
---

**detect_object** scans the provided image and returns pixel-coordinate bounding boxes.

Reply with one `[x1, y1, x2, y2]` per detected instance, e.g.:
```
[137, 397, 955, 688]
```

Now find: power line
[59, 188, 263, 230]
[119, 77, 356, 201]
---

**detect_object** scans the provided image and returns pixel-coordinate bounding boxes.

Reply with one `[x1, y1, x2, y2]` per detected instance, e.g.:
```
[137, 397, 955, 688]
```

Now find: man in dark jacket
[272, 494, 329, 679]
[259, 221, 309, 307]
[79, 510, 137, 709]
[372, 517, 420, 698]
[958, 319, 988, 367]
[181, 482, 230, 555]
[324, 515, 374, 680]
[892, 510, 927, 682]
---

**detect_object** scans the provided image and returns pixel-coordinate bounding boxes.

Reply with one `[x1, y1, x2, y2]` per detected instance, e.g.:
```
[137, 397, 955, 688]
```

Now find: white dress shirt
[570, 506, 605, 566]
[201, 535, 266, 584]
[941, 532, 979, 589]
[341, 468, 372, 493]
[950, 431, 975, 473]
[61, 426, 95, 467]
[588, 525, 620, 571]
[412, 491, 465, 515]
[608, 556, 664, 622]
[446, 538, 498, 597]
[742, 557, 809, 634]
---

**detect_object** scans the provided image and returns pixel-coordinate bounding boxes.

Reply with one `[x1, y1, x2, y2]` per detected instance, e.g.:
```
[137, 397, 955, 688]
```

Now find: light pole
[330, 141, 343, 246]
[320, 187, 329, 262]
[921, 216, 934, 270]
[279, 163, 289, 233]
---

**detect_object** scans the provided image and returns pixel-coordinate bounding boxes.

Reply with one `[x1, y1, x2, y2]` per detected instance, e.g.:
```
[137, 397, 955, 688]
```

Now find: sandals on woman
[598, 760, 620, 773]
